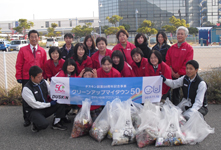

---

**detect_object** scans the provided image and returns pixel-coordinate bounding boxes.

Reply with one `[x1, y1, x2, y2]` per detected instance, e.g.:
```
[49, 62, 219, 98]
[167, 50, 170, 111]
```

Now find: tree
[104, 26, 125, 36]
[137, 20, 158, 35]
[13, 19, 34, 36]
[188, 27, 198, 35]
[106, 15, 123, 27]
[71, 23, 94, 38]
[122, 24, 130, 31]
[162, 16, 190, 34]
[46, 23, 58, 37]
[55, 31, 61, 37]
[101, 25, 109, 33]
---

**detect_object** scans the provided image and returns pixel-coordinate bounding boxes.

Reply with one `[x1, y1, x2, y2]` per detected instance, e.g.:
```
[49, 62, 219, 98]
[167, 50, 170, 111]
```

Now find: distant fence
[0, 46, 221, 91]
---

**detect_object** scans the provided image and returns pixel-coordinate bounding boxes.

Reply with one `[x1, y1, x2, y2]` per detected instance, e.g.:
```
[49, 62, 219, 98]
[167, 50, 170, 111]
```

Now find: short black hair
[96, 37, 107, 46]
[73, 43, 87, 61]
[28, 30, 39, 38]
[148, 50, 163, 65]
[134, 33, 147, 46]
[48, 46, 62, 60]
[101, 56, 112, 65]
[131, 47, 144, 58]
[156, 31, 167, 44]
[82, 67, 93, 77]
[186, 60, 199, 70]
[111, 50, 124, 72]
[116, 29, 129, 40]
[29, 66, 43, 78]
[64, 33, 73, 39]
[62, 58, 77, 75]
[84, 35, 96, 50]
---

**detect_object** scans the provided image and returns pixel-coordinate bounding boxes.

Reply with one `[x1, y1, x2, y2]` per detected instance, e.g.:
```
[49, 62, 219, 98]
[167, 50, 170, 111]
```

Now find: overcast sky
[1, 0, 99, 21]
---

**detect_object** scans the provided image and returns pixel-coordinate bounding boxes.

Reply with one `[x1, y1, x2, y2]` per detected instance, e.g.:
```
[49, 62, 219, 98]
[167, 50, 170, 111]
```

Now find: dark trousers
[171, 87, 181, 106]
[27, 104, 65, 130]
[162, 89, 171, 100]
[22, 80, 29, 122]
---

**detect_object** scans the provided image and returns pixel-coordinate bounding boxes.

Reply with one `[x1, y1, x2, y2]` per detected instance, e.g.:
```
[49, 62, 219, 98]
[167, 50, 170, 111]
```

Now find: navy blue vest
[182, 74, 207, 108]
[23, 79, 48, 111]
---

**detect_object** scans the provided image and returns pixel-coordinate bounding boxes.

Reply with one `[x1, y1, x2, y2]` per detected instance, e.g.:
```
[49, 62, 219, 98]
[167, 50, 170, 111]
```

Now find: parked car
[0, 41, 11, 52]
[46, 38, 58, 48]
[8, 40, 28, 51]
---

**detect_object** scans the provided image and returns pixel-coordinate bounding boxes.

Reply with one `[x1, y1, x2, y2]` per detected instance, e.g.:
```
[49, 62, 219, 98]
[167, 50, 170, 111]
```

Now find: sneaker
[24, 120, 31, 127]
[52, 122, 67, 131]
[31, 123, 39, 132]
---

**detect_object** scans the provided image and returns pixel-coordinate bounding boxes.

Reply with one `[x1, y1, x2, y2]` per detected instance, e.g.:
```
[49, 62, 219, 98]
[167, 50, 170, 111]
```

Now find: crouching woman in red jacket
[145, 50, 172, 99]
[111, 50, 135, 77]
[97, 56, 121, 78]
[72, 43, 92, 76]
[131, 48, 148, 77]
[44, 47, 65, 80]
[56, 58, 77, 77]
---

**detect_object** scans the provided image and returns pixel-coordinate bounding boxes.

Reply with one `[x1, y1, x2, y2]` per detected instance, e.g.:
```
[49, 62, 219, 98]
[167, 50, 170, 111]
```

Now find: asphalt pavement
[0, 105, 220, 150]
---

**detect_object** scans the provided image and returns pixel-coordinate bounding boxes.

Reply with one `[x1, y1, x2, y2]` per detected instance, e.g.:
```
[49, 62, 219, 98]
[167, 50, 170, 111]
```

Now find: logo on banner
[144, 85, 161, 94]
[55, 82, 66, 94]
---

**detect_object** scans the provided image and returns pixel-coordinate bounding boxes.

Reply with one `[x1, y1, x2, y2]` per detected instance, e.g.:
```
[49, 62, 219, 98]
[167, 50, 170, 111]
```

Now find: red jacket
[114, 62, 135, 77]
[165, 42, 193, 76]
[74, 56, 93, 75]
[55, 70, 77, 77]
[44, 59, 65, 80]
[112, 41, 136, 66]
[131, 57, 148, 77]
[15, 44, 47, 80]
[145, 62, 172, 94]
[91, 49, 112, 69]
[97, 67, 121, 78]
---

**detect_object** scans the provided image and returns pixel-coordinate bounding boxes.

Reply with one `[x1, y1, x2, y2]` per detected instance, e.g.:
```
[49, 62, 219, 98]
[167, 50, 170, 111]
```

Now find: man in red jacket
[15, 30, 47, 127]
[166, 26, 193, 105]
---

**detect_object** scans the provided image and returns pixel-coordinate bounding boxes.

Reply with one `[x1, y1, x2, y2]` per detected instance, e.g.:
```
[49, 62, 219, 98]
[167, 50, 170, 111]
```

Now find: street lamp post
[98, 1, 102, 37]
[135, 9, 139, 31]
[98, 20, 101, 37]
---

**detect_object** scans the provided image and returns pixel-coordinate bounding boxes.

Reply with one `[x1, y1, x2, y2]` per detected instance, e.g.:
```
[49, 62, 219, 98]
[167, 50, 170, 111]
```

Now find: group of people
[15, 26, 208, 132]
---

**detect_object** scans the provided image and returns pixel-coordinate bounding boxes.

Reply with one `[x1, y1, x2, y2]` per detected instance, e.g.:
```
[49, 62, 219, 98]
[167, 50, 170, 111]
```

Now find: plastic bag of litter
[136, 101, 161, 148]
[181, 111, 215, 145]
[89, 101, 110, 142]
[177, 98, 192, 112]
[71, 99, 92, 138]
[131, 102, 143, 130]
[111, 100, 136, 146]
[155, 100, 185, 147]
[107, 98, 124, 139]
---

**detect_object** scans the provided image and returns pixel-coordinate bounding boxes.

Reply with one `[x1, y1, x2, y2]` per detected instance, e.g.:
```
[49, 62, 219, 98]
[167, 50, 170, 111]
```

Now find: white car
[8, 40, 28, 51]
[46, 38, 58, 48]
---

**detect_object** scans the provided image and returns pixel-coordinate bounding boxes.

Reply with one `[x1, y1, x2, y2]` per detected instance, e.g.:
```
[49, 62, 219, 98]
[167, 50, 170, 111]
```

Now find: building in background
[99, 0, 221, 31]
[0, 17, 99, 35]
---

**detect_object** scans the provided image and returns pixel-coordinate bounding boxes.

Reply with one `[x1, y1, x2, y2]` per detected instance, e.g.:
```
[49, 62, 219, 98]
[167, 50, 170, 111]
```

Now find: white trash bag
[89, 101, 110, 142]
[181, 111, 215, 145]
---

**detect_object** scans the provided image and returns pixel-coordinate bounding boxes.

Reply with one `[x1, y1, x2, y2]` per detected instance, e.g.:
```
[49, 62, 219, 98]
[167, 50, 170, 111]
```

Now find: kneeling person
[22, 66, 67, 132]
[162, 60, 208, 119]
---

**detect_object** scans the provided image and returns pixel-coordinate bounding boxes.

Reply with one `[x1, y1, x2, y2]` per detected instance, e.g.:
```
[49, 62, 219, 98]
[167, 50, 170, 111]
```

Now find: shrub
[200, 68, 221, 104]
[0, 86, 22, 106]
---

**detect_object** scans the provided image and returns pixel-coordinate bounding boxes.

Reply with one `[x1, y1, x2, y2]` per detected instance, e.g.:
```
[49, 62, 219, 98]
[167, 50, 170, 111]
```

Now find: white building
[0, 17, 99, 35]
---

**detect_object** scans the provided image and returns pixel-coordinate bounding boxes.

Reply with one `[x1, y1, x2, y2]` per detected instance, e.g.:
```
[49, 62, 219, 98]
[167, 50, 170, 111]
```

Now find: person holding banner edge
[22, 66, 67, 132]
[161, 60, 208, 120]
[145, 50, 171, 100]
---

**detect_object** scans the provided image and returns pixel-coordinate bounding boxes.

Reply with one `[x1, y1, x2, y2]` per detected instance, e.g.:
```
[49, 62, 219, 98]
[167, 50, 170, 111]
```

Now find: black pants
[22, 80, 29, 122]
[171, 87, 181, 106]
[27, 104, 65, 130]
